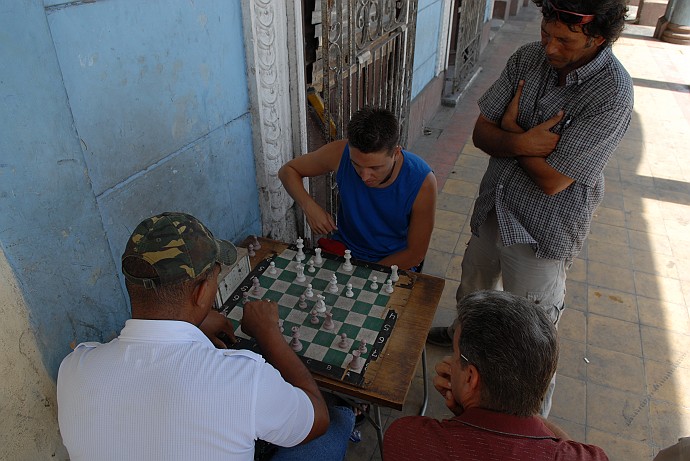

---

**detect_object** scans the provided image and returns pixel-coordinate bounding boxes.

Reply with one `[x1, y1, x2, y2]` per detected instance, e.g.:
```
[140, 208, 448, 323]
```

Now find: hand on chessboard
[241, 299, 280, 340]
[199, 310, 237, 348]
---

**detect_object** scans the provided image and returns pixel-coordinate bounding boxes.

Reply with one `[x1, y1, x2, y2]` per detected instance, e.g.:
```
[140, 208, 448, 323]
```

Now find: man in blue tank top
[279, 107, 437, 270]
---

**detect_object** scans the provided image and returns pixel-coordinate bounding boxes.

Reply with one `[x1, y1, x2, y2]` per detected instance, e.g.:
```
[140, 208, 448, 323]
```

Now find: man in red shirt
[384, 290, 608, 460]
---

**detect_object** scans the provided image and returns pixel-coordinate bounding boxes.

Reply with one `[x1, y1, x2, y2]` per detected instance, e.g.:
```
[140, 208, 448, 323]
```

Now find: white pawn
[337, 333, 348, 349]
[295, 263, 306, 282]
[315, 294, 326, 313]
[370, 276, 379, 290]
[268, 261, 277, 275]
[295, 237, 305, 262]
[328, 274, 339, 293]
[345, 283, 354, 298]
[308, 259, 316, 273]
[342, 249, 353, 272]
[349, 350, 365, 373]
[290, 326, 302, 352]
[278, 319, 284, 333]
[390, 265, 399, 282]
[310, 309, 320, 325]
[323, 311, 334, 330]
[305, 284, 314, 298]
[358, 340, 368, 354]
[248, 243, 256, 257]
[314, 248, 323, 265]
[252, 235, 261, 250]
[298, 294, 307, 309]
[251, 277, 261, 295]
[384, 279, 394, 294]
[242, 291, 250, 304]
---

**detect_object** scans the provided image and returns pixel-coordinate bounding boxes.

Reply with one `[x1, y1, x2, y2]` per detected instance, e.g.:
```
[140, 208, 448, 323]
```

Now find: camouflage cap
[121, 212, 237, 288]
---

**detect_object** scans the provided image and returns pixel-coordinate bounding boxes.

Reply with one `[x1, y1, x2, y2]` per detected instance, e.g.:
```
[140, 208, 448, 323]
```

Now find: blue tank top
[334, 145, 432, 262]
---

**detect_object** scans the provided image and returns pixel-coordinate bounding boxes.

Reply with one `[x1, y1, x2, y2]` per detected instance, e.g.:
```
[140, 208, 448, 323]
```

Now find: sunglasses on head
[545, 0, 595, 25]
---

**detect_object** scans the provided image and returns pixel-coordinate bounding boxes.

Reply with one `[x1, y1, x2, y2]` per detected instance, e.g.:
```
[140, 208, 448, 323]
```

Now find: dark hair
[456, 290, 559, 417]
[346, 106, 400, 154]
[533, 0, 628, 47]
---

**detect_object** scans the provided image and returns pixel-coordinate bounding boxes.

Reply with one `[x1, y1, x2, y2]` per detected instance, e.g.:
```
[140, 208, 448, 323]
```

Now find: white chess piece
[323, 312, 334, 330]
[268, 261, 277, 275]
[357, 340, 368, 354]
[337, 333, 348, 349]
[251, 277, 261, 295]
[298, 294, 307, 309]
[252, 235, 261, 250]
[349, 350, 365, 373]
[295, 263, 306, 282]
[390, 265, 399, 282]
[248, 243, 255, 257]
[384, 279, 394, 294]
[314, 248, 323, 265]
[342, 249, 353, 272]
[315, 294, 326, 313]
[305, 284, 314, 298]
[295, 237, 305, 262]
[290, 326, 302, 352]
[370, 276, 379, 290]
[345, 283, 354, 298]
[328, 274, 339, 293]
[242, 291, 250, 304]
[310, 309, 320, 324]
[278, 319, 284, 333]
[308, 259, 316, 273]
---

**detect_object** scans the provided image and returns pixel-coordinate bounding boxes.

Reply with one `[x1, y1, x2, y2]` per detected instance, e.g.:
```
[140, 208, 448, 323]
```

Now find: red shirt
[383, 408, 608, 461]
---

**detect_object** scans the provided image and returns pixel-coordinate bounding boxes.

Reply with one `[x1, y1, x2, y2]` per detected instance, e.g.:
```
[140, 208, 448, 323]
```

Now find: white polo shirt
[57, 319, 314, 461]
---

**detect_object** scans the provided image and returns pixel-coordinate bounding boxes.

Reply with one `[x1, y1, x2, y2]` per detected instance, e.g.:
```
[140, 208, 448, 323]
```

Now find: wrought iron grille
[452, 0, 486, 93]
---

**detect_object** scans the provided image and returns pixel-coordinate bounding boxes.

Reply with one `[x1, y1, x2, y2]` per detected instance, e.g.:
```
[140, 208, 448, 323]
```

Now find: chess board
[220, 245, 404, 387]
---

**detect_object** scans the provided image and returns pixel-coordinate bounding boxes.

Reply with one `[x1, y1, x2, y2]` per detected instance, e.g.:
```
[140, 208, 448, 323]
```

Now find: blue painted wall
[0, 0, 260, 378]
[411, 0, 445, 99]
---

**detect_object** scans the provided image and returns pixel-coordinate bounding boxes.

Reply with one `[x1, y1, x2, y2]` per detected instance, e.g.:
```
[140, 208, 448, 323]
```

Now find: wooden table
[239, 237, 445, 451]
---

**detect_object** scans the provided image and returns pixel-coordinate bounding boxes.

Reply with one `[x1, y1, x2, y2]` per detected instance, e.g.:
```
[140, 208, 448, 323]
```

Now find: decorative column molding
[436, 0, 456, 75]
[241, 0, 306, 241]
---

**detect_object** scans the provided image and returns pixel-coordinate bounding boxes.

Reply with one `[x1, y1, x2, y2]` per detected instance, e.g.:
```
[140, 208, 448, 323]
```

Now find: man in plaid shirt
[428, 0, 634, 418]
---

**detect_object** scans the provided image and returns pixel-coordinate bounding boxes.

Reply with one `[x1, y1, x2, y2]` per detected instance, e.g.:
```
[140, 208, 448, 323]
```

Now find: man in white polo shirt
[57, 212, 352, 461]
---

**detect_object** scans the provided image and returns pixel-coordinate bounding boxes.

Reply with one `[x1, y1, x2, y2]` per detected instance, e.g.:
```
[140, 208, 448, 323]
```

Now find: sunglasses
[545, 0, 595, 25]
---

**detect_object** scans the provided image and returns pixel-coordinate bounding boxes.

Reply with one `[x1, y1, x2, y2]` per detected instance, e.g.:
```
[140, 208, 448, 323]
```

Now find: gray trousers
[451, 209, 568, 418]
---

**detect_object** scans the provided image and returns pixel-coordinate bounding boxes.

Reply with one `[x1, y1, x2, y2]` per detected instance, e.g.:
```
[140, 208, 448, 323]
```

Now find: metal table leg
[419, 345, 429, 416]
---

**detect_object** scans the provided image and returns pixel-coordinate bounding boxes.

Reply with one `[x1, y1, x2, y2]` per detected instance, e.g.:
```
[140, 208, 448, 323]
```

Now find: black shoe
[426, 326, 453, 347]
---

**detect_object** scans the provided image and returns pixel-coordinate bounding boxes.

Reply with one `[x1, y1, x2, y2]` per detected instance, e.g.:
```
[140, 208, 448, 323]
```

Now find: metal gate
[308, 0, 419, 223]
[450, 0, 486, 93]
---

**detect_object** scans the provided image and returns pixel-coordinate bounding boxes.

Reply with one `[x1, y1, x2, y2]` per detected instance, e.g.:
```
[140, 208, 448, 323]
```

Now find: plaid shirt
[472, 42, 634, 260]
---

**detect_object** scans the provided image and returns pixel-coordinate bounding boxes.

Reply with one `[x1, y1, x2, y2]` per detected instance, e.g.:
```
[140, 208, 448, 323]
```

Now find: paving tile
[637, 296, 690, 334]
[437, 279, 460, 312]
[587, 314, 642, 356]
[588, 222, 630, 245]
[591, 206, 626, 227]
[551, 374, 586, 425]
[649, 399, 690, 453]
[631, 248, 680, 279]
[435, 192, 475, 214]
[675, 257, 690, 282]
[644, 359, 690, 408]
[588, 287, 639, 323]
[629, 229, 674, 256]
[588, 261, 636, 294]
[445, 254, 464, 283]
[441, 178, 480, 198]
[557, 338, 587, 380]
[586, 428, 654, 461]
[568, 257, 587, 284]
[429, 227, 460, 253]
[586, 239, 632, 268]
[559, 308, 586, 343]
[585, 345, 646, 394]
[634, 272, 686, 305]
[640, 325, 690, 365]
[422, 248, 452, 278]
[565, 280, 588, 312]
[433, 209, 467, 232]
[586, 383, 650, 442]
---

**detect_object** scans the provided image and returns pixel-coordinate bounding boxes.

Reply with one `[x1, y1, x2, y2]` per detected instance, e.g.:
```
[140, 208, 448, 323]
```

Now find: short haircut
[456, 290, 559, 417]
[533, 0, 628, 47]
[347, 106, 400, 154]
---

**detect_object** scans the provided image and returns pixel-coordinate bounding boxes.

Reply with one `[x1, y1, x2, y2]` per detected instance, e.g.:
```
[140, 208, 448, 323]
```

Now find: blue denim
[271, 402, 355, 461]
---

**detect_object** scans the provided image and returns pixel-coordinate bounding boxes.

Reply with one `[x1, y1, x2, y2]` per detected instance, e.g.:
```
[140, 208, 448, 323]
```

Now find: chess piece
[345, 283, 354, 298]
[328, 274, 339, 293]
[290, 326, 302, 352]
[314, 248, 323, 265]
[248, 243, 255, 257]
[343, 249, 353, 272]
[323, 311, 334, 330]
[296, 237, 305, 262]
[305, 284, 314, 298]
[370, 276, 379, 290]
[310, 309, 320, 325]
[357, 340, 368, 354]
[268, 261, 277, 275]
[315, 294, 326, 313]
[295, 263, 306, 282]
[252, 235, 261, 250]
[384, 279, 394, 294]
[242, 291, 250, 304]
[337, 333, 348, 349]
[251, 277, 261, 295]
[298, 294, 307, 309]
[348, 350, 365, 373]
[278, 319, 284, 333]
[390, 265, 399, 282]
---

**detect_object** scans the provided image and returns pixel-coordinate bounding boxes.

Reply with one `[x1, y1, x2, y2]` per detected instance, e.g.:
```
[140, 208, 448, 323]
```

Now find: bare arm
[378, 172, 437, 270]
[241, 300, 329, 442]
[278, 140, 347, 235]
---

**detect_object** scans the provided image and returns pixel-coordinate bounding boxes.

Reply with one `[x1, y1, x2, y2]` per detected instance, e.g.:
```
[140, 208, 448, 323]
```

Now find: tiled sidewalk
[345, 5, 690, 460]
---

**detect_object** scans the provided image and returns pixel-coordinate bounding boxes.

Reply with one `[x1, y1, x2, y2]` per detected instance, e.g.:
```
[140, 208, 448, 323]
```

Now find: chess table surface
[239, 237, 445, 410]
